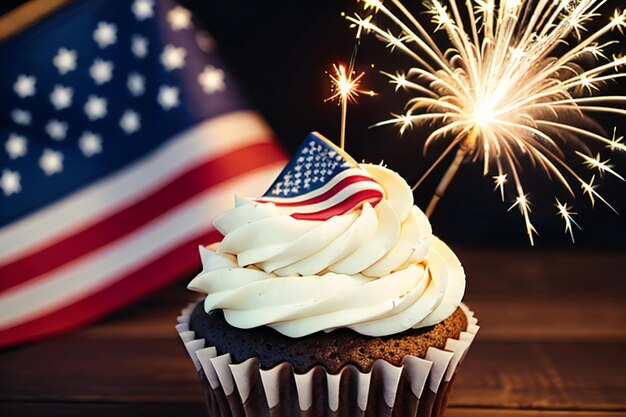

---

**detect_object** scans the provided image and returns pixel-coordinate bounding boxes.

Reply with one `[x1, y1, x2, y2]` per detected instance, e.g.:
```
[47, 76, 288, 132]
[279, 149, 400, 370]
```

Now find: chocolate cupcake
[177, 132, 479, 417]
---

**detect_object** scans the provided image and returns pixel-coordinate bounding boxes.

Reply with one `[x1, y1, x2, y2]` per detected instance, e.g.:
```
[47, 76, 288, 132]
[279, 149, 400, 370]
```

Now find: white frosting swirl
[188, 164, 465, 337]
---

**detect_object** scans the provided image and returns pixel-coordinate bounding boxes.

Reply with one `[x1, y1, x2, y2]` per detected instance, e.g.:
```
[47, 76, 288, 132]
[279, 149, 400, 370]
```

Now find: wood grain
[454, 340, 626, 410]
[0, 402, 207, 417]
[467, 295, 626, 341]
[0, 403, 624, 417]
[2, 335, 623, 410]
[0, 249, 624, 416]
[447, 410, 626, 417]
[457, 248, 626, 294]
[0, 336, 202, 402]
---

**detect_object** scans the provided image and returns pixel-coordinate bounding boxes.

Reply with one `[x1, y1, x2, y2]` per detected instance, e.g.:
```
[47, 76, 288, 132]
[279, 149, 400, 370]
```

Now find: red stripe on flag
[259, 175, 379, 208]
[292, 190, 384, 221]
[0, 229, 222, 349]
[0, 141, 286, 292]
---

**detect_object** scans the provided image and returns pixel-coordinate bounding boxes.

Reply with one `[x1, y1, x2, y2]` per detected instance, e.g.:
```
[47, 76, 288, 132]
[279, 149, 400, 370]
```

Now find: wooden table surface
[1, 248, 625, 417]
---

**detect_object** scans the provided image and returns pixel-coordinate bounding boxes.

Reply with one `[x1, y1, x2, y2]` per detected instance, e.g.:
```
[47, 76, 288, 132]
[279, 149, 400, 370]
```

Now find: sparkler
[326, 64, 375, 150]
[326, 20, 376, 150]
[349, 0, 626, 244]
[556, 198, 581, 243]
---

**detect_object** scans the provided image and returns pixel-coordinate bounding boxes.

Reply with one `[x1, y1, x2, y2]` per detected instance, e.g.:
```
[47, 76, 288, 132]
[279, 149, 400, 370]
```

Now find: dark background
[3, 0, 626, 247]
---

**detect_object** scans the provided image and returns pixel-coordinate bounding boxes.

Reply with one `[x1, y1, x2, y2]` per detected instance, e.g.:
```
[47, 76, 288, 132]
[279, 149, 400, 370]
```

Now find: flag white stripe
[0, 164, 282, 330]
[270, 182, 385, 215]
[0, 111, 273, 265]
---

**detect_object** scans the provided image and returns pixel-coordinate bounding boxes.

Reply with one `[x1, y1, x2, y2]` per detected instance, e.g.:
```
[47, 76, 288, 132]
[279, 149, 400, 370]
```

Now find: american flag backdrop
[0, 0, 286, 347]
[257, 132, 385, 221]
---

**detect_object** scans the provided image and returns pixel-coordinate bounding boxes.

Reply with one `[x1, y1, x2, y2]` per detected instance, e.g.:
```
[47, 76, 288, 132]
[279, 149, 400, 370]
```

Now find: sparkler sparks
[326, 64, 373, 105]
[493, 173, 507, 201]
[555, 199, 581, 243]
[580, 174, 617, 212]
[508, 192, 537, 244]
[576, 151, 625, 180]
[326, 64, 376, 150]
[608, 127, 626, 152]
[350, 0, 626, 244]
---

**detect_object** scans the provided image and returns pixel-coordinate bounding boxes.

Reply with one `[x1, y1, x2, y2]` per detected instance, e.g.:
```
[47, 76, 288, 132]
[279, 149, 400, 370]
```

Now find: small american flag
[0, 0, 286, 347]
[257, 132, 384, 220]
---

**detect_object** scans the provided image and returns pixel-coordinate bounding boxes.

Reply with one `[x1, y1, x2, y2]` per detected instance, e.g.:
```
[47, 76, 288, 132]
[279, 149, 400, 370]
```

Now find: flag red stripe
[0, 141, 286, 292]
[292, 190, 384, 221]
[0, 228, 222, 349]
[258, 175, 379, 208]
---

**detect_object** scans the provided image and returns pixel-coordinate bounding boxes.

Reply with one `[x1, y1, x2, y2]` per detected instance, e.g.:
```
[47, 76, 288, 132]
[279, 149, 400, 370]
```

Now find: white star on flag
[39, 149, 64, 176]
[120, 110, 141, 134]
[131, 0, 154, 21]
[89, 59, 114, 85]
[79, 131, 103, 157]
[84, 95, 108, 120]
[93, 21, 117, 48]
[53, 48, 77, 75]
[131, 35, 149, 59]
[11, 109, 31, 126]
[157, 85, 180, 110]
[167, 6, 192, 31]
[160, 45, 186, 71]
[49, 85, 73, 110]
[14, 75, 36, 98]
[127, 73, 146, 96]
[45, 119, 68, 141]
[1, 169, 21, 196]
[198, 65, 225, 94]
[5, 134, 28, 159]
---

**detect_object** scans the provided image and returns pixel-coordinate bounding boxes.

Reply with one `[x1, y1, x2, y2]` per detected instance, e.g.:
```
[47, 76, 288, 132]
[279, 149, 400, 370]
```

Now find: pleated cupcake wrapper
[177, 302, 479, 417]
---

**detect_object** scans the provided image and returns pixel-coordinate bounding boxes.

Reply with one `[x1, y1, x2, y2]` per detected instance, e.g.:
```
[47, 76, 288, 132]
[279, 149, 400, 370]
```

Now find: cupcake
[177, 132, 479, 417]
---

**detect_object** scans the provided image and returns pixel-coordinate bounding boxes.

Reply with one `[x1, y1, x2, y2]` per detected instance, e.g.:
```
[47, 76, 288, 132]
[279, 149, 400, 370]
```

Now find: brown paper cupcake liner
[177, 302, 479, 417]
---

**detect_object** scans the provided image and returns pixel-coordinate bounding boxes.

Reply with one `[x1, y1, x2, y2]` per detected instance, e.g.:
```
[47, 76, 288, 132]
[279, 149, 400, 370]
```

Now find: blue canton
[263, 132, 353, 198]
[0, 0, 251, 226]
